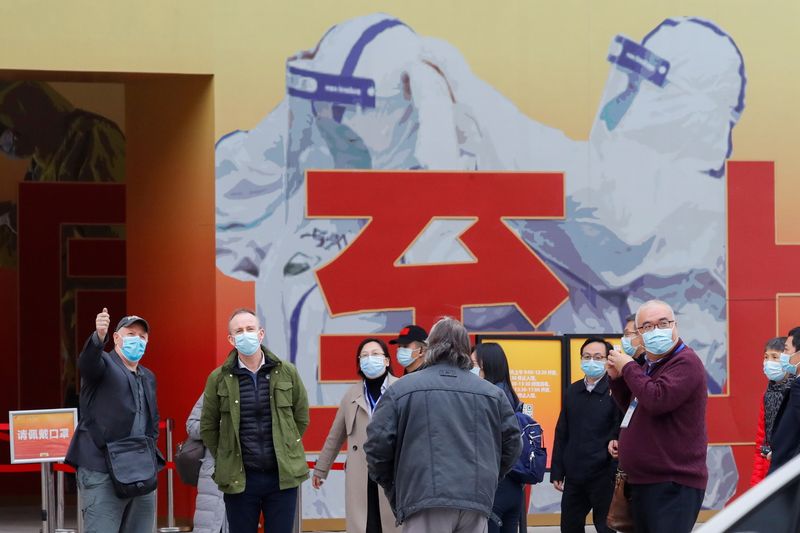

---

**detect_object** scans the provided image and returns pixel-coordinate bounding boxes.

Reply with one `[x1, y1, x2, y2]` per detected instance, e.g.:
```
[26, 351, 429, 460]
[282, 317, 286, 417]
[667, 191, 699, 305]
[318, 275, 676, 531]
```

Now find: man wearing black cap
[66, 308, 164, 533]
[390, 325, 428, 374]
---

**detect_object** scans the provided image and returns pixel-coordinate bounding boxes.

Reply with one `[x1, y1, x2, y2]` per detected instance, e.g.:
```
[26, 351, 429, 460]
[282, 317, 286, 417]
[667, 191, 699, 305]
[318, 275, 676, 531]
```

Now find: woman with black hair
[312, 338, 400, 533]
[471, 342, 525, 533]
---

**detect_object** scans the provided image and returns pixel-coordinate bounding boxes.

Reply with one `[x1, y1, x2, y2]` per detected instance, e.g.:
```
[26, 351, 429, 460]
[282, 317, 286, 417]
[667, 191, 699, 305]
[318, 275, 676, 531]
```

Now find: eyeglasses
[581, 354, 607, 362]
[359, 353, 386, 359]
[636, 319, 675, 334]
[622, 330, 639, 338]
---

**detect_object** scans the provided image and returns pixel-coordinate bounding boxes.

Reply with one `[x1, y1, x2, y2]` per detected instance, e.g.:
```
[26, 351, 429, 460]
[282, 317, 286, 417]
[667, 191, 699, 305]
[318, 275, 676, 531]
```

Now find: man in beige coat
[312, 338, 401, 532]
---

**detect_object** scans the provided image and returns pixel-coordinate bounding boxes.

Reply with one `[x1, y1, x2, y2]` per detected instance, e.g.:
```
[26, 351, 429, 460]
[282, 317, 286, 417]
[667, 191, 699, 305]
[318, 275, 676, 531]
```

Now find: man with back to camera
[389, 324, 428, 374]
[365, 317, 521, 533]
[65, 308, 164, 533]
[767, 326, 800, 473]
[606, 300, 708, 533]
[201, 308, 309, 533]
[551, 336, 622, 533]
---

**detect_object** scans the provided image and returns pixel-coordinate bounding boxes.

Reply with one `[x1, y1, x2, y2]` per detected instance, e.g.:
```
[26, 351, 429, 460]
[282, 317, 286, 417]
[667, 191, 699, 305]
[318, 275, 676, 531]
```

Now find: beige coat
[314, 375, 401, 533]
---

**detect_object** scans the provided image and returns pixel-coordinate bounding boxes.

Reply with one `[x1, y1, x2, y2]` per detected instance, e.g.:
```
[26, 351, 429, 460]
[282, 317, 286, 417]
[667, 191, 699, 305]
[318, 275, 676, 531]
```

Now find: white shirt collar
[237, 353, 265, 372]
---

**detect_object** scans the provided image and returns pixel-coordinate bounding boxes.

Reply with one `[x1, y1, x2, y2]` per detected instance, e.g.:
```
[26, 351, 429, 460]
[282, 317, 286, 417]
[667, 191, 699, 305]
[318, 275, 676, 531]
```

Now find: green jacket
[200, 347, 310, 493]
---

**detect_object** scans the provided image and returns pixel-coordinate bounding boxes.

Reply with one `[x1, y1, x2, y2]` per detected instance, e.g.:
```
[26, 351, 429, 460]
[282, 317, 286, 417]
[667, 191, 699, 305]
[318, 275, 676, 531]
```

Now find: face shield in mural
[286, 64, 420, 172]
[592, 19, 745, 176]
[597, 35, 670, 133]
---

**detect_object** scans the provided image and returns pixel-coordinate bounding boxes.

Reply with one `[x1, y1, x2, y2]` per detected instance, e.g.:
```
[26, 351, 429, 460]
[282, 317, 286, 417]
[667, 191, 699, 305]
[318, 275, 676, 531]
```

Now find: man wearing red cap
[390, 324, 428, 374]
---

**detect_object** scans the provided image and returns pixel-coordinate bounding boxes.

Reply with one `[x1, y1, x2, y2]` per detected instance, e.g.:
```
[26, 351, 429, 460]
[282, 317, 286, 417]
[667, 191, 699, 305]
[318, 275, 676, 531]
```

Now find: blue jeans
[223, 469, 298, 533]
[77, 467, 155, 533]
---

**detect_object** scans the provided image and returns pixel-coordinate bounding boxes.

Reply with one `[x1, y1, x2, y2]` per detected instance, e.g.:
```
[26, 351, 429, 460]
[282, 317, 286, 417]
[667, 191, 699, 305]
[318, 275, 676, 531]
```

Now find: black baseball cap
[116, 315, 150, 333]
[389, 324, 428, 345]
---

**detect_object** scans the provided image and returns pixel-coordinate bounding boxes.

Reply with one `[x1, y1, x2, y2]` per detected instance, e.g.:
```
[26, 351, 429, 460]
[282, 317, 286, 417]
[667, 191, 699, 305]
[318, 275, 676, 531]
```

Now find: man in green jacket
[201, 308, 309, 533]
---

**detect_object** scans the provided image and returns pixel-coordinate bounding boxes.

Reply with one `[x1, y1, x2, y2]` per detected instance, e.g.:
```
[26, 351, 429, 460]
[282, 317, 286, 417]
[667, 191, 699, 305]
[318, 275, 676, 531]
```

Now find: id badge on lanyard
[620, 398, 637, 428]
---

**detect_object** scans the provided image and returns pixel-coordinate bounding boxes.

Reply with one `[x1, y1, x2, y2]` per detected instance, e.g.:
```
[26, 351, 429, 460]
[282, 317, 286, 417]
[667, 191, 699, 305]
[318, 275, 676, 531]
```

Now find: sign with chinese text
[477, 336, 563, 468]
[9, 408, 78, 463]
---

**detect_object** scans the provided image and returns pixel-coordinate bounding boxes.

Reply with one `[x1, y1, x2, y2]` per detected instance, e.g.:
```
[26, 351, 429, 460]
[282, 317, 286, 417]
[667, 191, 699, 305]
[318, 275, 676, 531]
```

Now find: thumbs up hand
[96, 308, 111, 340]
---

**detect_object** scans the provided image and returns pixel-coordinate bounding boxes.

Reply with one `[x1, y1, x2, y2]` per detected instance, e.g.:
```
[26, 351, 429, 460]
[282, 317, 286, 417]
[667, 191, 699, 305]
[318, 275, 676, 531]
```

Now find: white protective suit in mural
[215, 13, 743, 514]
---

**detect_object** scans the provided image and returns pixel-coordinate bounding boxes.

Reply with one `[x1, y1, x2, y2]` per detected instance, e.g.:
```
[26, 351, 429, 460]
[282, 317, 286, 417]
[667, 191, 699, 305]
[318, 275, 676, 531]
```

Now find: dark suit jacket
[65, 332, 162, 472]
[551, 374, 622, 483]
[769, 377, 800, 473]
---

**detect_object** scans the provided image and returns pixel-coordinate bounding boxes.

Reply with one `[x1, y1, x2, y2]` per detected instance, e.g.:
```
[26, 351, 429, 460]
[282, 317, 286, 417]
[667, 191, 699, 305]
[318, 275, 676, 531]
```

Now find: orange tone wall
[125, 75, 216, 520]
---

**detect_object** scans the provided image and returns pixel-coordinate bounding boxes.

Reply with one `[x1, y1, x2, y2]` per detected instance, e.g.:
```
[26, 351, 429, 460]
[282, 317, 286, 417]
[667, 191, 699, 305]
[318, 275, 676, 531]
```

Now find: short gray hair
[423, 317, 472, 370]
[634, 300, 675, 328]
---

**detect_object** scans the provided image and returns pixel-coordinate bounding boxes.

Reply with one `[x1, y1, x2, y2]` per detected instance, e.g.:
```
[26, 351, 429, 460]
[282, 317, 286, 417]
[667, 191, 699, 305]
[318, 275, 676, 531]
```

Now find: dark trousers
[560, 470, 615, 533]
[223, 469, 297, 533]
[629, 481, 704, 533]
[366, 478, 383, 533]
[489, 476, 524, 533]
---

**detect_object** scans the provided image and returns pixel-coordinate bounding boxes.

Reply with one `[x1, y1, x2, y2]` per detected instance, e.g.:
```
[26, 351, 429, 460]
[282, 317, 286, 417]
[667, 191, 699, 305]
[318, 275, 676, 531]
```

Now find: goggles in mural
[598, 35, 670, 131]
[285, 17, 419, 172]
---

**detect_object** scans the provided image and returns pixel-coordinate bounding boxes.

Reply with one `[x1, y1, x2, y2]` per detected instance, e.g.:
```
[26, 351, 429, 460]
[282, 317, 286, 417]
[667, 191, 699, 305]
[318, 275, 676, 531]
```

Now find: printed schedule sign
[9, 408, 78, 463]
[477, 336, 563, 468]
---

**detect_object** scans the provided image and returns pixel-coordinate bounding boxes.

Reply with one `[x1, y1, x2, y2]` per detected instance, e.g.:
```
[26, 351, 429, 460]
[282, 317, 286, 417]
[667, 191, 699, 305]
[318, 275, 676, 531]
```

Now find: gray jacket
[187, 394, 228, 533]
[365, 363, 521, 524]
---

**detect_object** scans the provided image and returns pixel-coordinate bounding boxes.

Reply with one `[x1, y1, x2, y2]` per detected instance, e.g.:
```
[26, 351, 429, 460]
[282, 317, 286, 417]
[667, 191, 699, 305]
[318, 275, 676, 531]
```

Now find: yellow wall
[4, 1, 798, 244]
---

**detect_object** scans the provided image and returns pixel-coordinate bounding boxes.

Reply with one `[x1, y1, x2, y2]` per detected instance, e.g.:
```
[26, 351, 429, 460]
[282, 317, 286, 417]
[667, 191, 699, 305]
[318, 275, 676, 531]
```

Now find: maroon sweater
[609, 340, 708, 490]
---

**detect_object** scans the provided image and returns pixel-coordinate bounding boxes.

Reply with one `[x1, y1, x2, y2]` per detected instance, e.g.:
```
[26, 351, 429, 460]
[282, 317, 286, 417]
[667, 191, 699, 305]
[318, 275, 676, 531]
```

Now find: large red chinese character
[307, 170, 567, 328]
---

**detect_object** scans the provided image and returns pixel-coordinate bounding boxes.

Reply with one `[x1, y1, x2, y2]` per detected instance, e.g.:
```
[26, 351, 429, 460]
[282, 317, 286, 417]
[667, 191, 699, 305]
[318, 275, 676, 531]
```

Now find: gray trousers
[77, 468, 156, 533]
[404, 508, 488, 533]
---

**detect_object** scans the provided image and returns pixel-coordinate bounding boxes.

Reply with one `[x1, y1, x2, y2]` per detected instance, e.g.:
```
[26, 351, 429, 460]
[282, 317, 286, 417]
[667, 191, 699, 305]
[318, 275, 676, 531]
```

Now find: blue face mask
[234, 332, 261, 356]
[621, 337, 637, 356]
[764, 361, 787, 381]
[780, 353, 798, 376]
[120, 336, 147, 362]
[581, 359, 606, 379]
[360, 355, 387, 379]
[642, 327, 676, 356]
[397, 347, 415, 368]
[470, 366, 482, 376]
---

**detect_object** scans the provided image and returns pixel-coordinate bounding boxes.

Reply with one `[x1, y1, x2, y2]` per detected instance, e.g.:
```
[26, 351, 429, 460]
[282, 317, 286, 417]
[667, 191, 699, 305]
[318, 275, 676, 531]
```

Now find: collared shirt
[238, 353, 266, 387]
[584, 376, 603, 393]
[130, 369, 147, 436]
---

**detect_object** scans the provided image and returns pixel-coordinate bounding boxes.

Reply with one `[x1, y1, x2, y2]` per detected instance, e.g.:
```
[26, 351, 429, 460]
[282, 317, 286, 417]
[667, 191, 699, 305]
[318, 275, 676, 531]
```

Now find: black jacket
[364, 363, 521, 524]
[66, 332, 164, 472]
[551, 374, 621, 483]
[768, 377, 800, 473]
[234, 361, 278, 471]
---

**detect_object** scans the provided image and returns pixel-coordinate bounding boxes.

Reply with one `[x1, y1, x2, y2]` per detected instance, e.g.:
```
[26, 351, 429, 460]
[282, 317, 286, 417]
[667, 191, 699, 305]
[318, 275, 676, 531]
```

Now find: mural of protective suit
[215, 13, 743, 513]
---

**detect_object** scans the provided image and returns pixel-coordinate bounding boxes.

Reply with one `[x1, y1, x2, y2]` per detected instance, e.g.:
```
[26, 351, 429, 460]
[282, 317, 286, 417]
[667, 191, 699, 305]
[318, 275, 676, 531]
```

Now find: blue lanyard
[363, 382, 380, 413]
[645, 343, 685, 375]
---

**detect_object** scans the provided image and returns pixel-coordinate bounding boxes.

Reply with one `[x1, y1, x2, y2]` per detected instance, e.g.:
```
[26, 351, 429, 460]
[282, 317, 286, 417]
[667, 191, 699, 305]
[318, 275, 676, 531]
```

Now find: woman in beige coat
[312, 337, 401, 533]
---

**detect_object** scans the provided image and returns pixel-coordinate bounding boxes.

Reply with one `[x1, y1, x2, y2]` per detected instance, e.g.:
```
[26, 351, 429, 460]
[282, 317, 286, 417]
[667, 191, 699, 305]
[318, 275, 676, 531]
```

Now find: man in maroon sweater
[607, 300, 707, 533]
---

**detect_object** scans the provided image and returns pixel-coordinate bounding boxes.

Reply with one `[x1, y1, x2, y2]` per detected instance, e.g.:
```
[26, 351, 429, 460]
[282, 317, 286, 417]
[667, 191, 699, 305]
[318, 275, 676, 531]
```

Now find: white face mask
[470, 366, 481, 376]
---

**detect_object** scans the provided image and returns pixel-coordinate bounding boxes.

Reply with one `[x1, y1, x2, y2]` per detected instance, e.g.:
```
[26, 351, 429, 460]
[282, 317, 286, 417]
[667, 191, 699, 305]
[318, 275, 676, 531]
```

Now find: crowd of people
[63, 300, 800, 533]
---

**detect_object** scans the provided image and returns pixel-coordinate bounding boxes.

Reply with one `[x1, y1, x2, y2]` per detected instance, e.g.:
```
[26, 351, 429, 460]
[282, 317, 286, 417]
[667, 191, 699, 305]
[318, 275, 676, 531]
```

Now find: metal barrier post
[166, 418, 175, 528]
[41, 462, 51, 533]
[56, 467, 64, 529]
[40, 462, 57, 533]
[293, 488, 302, 533]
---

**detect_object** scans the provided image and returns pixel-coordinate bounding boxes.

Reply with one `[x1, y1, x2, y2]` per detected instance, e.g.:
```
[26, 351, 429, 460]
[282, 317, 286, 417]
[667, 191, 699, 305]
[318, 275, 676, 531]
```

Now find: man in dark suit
[768, 328, 800, 473]
[551, 336, 621, 533]
[66, 308, 163, 533]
